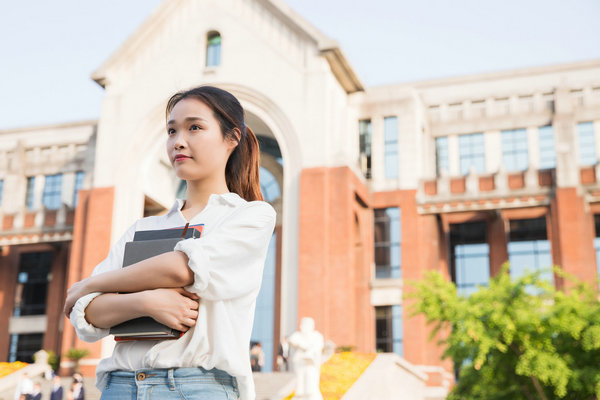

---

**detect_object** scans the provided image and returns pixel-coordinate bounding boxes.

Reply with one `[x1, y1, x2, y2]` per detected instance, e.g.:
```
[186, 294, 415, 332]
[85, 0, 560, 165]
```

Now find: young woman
[64, 86, 276, 400]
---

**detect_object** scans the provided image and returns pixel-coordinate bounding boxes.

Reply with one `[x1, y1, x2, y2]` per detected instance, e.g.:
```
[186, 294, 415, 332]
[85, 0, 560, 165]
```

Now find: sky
[0, 0, 598, 130]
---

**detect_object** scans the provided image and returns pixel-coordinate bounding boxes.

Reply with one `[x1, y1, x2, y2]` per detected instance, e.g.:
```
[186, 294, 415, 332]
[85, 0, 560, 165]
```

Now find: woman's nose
[172, 133, 186, 149]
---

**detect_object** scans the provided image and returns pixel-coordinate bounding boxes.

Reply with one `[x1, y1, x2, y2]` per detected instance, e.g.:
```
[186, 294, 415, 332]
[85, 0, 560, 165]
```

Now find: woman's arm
[85, 288, 199, 332]
[64, 250, 193, 317]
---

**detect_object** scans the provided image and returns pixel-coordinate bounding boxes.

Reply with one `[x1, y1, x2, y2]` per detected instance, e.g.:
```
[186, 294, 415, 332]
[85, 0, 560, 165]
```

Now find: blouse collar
[167, 192, 243, 217]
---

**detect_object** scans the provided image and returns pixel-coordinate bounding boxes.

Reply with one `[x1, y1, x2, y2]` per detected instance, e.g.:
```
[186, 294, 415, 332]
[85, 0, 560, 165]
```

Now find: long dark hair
[166, 86, 263, 202]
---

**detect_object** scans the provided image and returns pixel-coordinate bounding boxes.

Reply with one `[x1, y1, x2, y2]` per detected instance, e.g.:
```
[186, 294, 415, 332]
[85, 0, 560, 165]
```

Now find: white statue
[288, 317, 325, 400]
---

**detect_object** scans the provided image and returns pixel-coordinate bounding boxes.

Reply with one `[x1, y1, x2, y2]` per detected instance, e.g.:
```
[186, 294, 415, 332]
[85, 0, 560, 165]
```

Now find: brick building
[1, 0, 599, 398]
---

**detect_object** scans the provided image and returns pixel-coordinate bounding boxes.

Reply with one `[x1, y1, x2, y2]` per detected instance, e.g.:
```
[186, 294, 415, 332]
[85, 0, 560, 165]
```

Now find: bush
[45, 350, 60, 371]
[64, 348, 90, 372]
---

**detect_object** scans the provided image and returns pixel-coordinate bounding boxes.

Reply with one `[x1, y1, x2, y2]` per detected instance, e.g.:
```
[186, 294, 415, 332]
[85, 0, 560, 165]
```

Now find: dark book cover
[133, 225, 203, 241]
[110, 224, 202, 340]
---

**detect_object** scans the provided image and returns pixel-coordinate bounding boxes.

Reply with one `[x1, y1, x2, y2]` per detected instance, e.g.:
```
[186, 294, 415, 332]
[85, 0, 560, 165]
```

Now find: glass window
[359, 119, 372, 179]
[206, 32, 221, 67]
[176, 180, 187, 199]
[578, 122, 597, 166]
[459, 133, 485, 175]
[435, 136, 449, 176]
[593, 215, 600, 288]
[73, 171, 85, 207]
[8, 333, 44, 363]
[502, 129, 529, 172]
[374, 208, 401, 279]
[25, 177, 35, 210]
[450, 222, 490, 297]
[538, 126, 556, 169]
[375, 305, 403, 356]
[42, 173, 62, 210]
[384, 116, 398, 179]
[259, 167, 281, 203]
[508, 218, 553, 284]
[251, 232, 277, 372]
[13, 252, 53, 317]
[0, 179, 3, 206]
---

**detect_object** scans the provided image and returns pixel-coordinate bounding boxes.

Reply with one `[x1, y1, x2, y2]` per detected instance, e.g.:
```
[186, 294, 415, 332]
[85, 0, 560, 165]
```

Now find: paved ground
[1, 372, 294, 400]
[0, 376, 100, 400]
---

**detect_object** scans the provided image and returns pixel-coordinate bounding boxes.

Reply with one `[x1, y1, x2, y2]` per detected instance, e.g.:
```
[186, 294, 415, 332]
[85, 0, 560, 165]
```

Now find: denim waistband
[107, 367, 236, 389]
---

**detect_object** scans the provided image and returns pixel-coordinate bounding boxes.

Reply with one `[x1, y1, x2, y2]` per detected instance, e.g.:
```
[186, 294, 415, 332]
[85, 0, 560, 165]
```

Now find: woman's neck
[183, 179, 230, 211]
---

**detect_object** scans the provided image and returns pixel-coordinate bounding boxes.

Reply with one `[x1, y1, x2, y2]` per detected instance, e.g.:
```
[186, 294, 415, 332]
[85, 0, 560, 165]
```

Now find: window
[508, 218, 553, 284]
[14, 251, 53, 317]
[8, 333, 44, 363]
[375, 305, 403, 356]
[450, 222, 490, 297]
[25, 177, 35, 210]
[251, 232, 277, 372]
[384, 117, 398, 179]
[374, 207, 401, 279]
[42, 173, 62, 210]
[538, 126, 556, 169]
[206, 31, 221, 67]
[459, 133, 485, 175]
[359, 119, 372, 179]
[73, 171, 85, 207]
[176, 180, 187, 199]
[502, 129, 529, 172]
[259, 167, 281, 203]
[594, 215, 600, 287]
[435, 137, 449, 176]
[578, 122, 597, 166]
[0, 179, 3, 206]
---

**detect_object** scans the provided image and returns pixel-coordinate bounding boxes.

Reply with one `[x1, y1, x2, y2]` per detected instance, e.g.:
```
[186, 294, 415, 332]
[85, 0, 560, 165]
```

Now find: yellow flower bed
[283, 352, 376, 400]
[0, 362, 28, 379]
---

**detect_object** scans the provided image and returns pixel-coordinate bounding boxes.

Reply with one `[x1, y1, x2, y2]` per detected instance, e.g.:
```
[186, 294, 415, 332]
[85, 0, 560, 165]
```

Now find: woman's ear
[227, 128, 242, 150]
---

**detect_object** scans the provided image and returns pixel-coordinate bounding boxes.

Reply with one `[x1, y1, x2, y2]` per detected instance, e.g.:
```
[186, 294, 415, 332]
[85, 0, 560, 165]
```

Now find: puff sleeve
[69, 222, 137, 342]
[173, 201, 276, 302]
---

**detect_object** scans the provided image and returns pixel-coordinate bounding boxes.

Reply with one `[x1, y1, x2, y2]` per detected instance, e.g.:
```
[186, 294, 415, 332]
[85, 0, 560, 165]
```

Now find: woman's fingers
[176, 287, 200, 300]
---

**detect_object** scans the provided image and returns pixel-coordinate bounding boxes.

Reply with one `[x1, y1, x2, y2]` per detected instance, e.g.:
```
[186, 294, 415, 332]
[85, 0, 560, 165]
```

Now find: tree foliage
[410, 264, 600, 400]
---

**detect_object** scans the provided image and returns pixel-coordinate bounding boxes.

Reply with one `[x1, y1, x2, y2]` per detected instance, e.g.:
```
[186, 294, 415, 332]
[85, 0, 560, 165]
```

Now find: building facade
[1, 0, 599, 397]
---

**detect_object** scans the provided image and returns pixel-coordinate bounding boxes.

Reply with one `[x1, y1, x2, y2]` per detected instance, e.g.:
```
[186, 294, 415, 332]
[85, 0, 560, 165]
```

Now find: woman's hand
[143, 288, 200, 332]
[64, 278, 92, 318]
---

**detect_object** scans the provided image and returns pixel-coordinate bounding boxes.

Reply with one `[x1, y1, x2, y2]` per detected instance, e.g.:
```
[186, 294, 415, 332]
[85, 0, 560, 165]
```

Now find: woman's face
[166, 97, 237, 182]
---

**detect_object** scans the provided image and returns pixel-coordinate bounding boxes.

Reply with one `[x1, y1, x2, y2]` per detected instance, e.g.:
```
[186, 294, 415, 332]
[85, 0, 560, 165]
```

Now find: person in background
[14, 372, 33, 400]
[30, 383, 42, 400]
[50, 375, 64, 400]
[277, 337, 290, 372]
[71, 375, 84, 400]
[250, 342, 264, 372]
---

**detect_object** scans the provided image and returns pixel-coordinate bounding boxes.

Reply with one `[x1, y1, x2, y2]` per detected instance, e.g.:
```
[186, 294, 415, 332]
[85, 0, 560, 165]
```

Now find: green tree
[64, 348, 90, 373]
[410, 264, 600, 400]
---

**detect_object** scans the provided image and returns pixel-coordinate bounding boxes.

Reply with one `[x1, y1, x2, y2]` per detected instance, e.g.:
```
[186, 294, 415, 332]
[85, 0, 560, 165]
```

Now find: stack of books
[109, 223, 203, 341]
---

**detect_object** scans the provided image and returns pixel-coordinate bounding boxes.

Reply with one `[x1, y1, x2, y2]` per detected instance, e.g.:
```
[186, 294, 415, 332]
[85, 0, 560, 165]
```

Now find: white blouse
[70, 192, 276, 400]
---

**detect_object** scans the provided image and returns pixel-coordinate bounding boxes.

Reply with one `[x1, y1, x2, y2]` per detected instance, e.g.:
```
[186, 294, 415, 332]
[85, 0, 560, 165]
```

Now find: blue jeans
[101, 367, 240, 400]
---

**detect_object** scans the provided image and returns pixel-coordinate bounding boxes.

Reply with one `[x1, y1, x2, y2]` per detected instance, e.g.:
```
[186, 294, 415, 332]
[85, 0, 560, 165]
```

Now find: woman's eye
[167, 128, 176, 135]
[190, 124, 202, 131]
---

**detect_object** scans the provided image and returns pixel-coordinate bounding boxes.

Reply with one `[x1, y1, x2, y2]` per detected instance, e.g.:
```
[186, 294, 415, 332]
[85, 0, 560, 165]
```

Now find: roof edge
[91, 0, 181, 88]
[0, 119, 98, 135]
[369, 58, 600, 91]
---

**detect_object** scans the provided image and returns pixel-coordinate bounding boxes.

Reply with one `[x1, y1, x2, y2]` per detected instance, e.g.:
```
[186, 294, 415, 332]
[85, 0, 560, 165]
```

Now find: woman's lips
[174, 155, 191, 162]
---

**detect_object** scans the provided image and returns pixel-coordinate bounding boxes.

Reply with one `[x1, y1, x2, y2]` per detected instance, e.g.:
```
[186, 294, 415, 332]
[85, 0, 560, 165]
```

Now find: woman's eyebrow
[167, 116, 208, 125]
